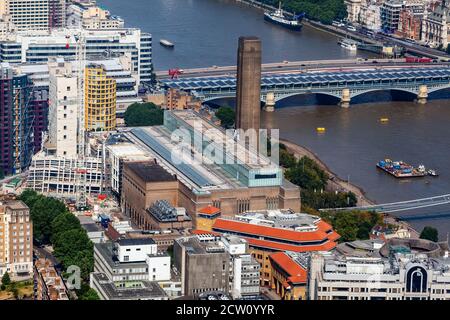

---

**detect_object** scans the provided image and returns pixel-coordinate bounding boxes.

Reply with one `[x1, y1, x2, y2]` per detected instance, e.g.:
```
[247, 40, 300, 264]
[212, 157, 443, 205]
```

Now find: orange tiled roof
[246, 237, 337, 252]
[213, 218, 337, 243]
[191, 229, 337, 252]
[270, 252, 308, 284]
[198, 205, 221, 215]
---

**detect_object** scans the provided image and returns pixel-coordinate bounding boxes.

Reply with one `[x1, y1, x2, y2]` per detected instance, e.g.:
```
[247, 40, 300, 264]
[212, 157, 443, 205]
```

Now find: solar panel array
[161, 67, 450, 91]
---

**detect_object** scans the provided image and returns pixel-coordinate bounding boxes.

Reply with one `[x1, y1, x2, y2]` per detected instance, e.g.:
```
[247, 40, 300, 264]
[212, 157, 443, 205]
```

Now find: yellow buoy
[316, 127, 326, 133]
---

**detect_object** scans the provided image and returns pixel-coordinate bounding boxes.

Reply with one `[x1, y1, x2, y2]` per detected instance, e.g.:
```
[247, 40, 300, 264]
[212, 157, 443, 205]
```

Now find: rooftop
[117, 238, 156, 246]
[270, 252, 308, 284]
[91, 273, 167, 300]
[198, 205, 221, 216]
[125, 161, 177, 183]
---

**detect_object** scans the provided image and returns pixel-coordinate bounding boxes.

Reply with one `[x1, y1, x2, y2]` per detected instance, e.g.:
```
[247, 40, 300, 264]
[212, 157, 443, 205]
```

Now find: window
[67, 86, 71, 91]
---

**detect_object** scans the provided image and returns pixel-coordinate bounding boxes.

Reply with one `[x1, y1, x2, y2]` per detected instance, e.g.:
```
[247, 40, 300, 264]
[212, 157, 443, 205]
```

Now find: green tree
[1, 272, 11, 286]
[420, 226, 439, 242]
[53, 229, 94, 280]
[124, 102, 164, 127]
[215, 106, 235, 129]
[51, 212, 82, 244]
[260, 0, 347, 24]
[285, 156, 328, 191]
[320, 210, 382, 242]
[79, 288, 100, 300]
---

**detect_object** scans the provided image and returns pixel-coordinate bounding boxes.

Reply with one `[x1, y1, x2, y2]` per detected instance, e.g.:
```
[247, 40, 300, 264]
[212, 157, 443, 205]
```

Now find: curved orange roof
[270, 252, 308, 284]
[191, 229, 337, 252]
[213, 218, 337, 243]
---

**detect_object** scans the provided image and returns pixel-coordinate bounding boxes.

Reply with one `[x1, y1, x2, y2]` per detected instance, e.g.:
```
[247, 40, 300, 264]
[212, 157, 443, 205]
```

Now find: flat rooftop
[123, 110, 283, 193]
[177, 236, 226, 255]
[91, 273, 167, 300]
[125, 161, 177, 183]
[232, 209, 321, 231]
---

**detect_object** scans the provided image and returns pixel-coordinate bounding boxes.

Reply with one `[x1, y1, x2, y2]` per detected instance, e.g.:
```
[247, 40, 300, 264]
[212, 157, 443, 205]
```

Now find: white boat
[160, 39, 174, 48]
[339, 38, 357, 51]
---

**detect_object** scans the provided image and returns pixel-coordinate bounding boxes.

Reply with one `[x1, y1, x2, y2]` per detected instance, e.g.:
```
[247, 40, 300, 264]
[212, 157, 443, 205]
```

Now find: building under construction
[0, 63, 34, 176]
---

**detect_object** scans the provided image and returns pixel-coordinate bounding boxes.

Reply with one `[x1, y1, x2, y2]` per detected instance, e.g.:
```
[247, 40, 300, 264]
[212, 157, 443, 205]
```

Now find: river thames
[98, 0, 450, 239]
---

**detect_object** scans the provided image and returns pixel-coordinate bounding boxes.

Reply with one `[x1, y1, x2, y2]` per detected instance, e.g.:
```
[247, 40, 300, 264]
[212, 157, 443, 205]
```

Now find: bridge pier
[340, 88, 351, 108]
[417, 85, 428, 104]
[264, 92, 275, 112]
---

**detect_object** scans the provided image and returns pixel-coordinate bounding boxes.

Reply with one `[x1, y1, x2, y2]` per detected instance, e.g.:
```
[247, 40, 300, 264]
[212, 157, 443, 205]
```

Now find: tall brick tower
[235, 36, 261, 133]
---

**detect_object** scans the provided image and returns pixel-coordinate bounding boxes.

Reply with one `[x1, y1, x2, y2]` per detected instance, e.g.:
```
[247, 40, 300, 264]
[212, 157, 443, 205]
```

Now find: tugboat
[264, 2, 304, 31]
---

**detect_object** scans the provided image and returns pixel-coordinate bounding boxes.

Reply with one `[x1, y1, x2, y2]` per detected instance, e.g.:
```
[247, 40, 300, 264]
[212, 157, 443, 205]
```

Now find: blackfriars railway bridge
[159, 62, 450, 109]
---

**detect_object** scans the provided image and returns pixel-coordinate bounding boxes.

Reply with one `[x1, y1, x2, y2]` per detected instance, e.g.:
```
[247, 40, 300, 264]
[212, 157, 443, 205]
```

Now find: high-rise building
[235, 36, 261, 134]
[47, 60, 78, 158]
[0, 200, 33, 280]
[85, 64, 116, 132]
[0, 63, 34, 176]
[0, 28, 153, 84]
[6, 0, 49, 31]
[48, 0, 66, 29]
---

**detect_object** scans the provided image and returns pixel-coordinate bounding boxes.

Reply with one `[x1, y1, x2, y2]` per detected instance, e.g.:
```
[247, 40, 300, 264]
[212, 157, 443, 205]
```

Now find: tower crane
[75, 32, 87, 210]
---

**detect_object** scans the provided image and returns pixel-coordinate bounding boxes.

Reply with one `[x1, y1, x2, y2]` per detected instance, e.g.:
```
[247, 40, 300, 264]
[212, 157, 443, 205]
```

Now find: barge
[377, 159, 426, 178]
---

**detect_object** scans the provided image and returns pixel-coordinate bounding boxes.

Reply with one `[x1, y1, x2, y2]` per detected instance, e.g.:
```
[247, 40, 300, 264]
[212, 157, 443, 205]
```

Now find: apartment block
[0, 200, 33, 280]
[34, 258, 69, 300]
[85, 64, 116, 132]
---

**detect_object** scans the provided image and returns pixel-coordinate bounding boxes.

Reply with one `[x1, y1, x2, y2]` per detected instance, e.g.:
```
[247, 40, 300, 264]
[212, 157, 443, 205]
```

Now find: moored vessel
[264, 2, 304, 31]
[377, 159, 427, 178]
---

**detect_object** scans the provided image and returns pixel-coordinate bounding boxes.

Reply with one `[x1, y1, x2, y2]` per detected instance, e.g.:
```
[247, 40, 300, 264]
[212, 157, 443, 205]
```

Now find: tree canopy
[215, 106, 235, 129]
[319, 210, 383, 242]
[420, 226, 439, 242]
[261, 0, 347, 25]
[1, 272, 11, 286]
[19, 190, 96, 287]
[124, 102, 164, 127]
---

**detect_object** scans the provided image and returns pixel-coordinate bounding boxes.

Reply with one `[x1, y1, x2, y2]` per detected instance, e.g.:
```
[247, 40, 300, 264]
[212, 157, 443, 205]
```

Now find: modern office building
[174, 234, 260, 299]
[85, 64, 116, 131]
[91, 238, 171, 300]
[235, 36, 261, 134]
[174, 235, 232, 298]
[221, 235, 260, 299]
[0, 200, 33, 280]
[309, 238, 450, 300]
[204, 209, 339, 286]
[16, 57, 141, 116]
[5, 0, 49, 31]
[121, 110, 301, 223]
[0, 28, 152, 84]
[0, 63, 34, 176]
